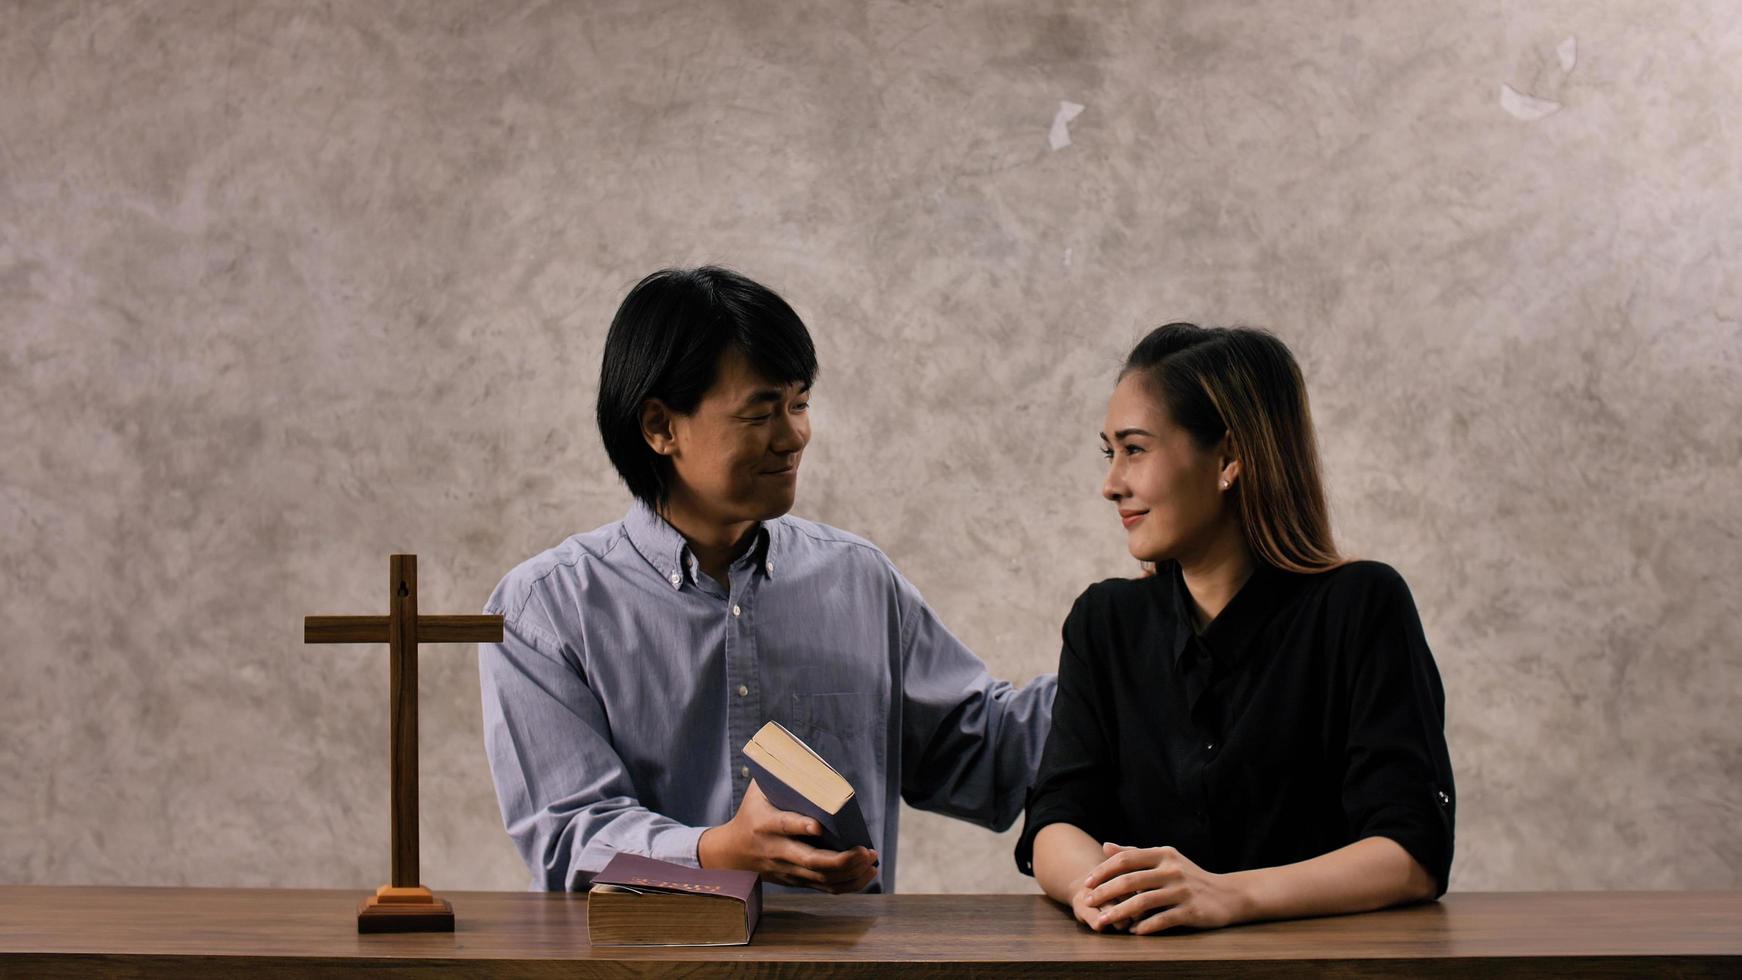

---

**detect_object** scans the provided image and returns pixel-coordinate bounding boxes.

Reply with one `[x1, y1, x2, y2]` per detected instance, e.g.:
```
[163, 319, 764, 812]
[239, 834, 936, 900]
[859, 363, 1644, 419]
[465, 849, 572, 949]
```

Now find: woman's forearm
[1032, 823, 1106, 904]
[1231, 836, 1437, 923]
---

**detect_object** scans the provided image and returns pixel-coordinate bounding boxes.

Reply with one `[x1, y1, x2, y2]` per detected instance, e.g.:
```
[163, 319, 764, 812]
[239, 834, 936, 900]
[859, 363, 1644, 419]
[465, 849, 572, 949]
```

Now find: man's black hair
[596, 266, 818, 508]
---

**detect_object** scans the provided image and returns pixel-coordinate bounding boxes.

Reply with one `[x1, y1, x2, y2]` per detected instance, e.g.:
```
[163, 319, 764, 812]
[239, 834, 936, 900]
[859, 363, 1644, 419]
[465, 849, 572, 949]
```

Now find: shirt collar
[1167, 559, 1295, 668]
[1165, 566, 1196, 666]
[623, 500, 780, 591]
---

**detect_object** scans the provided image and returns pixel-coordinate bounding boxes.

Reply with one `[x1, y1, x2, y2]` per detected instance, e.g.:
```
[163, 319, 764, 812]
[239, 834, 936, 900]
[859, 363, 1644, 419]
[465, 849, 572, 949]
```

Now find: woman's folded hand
[1082, 842, 1253, 935]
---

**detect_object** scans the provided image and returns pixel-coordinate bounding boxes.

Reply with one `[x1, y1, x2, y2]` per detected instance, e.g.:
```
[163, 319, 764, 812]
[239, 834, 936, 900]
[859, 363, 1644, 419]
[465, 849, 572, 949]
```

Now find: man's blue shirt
[480, 501, 1057, 892]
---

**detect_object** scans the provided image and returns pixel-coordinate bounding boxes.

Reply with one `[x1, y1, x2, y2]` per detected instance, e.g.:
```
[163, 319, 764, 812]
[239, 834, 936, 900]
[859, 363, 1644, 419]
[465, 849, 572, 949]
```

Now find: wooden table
[2, 887, 1738, 977]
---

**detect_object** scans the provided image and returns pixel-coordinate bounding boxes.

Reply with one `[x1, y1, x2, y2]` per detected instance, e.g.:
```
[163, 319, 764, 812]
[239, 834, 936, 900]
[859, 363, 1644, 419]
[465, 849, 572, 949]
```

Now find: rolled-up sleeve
[892, 565, 1056, 832]
[1340, 568, 1457, 896]
[1014, 587, 1118, 875]
[479, 591, 705, 890]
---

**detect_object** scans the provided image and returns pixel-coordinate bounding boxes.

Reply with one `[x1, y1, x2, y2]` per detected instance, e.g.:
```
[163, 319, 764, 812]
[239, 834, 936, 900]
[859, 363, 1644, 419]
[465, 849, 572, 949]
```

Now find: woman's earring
[1219, 480, 1230, 490]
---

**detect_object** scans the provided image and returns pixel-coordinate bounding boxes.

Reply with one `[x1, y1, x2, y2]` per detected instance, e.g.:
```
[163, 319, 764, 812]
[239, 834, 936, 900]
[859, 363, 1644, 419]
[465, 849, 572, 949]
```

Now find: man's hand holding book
[697, 781, 879, 893]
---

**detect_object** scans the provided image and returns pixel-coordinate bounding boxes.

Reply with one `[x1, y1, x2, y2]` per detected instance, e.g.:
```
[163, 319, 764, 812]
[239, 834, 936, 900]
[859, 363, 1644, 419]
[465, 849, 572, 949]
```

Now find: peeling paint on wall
[1048, 100, 1085, 150]
[1501, 83, 1562, 120]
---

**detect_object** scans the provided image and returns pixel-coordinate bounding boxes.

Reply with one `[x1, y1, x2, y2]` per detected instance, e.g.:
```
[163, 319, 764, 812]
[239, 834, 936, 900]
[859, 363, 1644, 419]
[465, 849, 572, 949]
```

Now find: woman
[1018, 323, 1455, 934]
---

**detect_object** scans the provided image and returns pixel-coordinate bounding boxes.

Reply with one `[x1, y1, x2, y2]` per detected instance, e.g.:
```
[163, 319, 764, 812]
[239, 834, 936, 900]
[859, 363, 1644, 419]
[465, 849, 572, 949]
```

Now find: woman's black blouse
[1015, 560, 1455, 895]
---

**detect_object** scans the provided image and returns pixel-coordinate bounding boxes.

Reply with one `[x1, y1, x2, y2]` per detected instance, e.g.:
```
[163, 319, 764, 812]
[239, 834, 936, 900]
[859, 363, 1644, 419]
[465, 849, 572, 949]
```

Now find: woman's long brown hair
[1122, 323, 1343, 573]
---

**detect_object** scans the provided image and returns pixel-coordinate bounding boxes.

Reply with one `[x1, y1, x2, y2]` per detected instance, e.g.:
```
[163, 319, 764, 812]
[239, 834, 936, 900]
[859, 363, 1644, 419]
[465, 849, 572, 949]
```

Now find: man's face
[660, 347, 812, 524]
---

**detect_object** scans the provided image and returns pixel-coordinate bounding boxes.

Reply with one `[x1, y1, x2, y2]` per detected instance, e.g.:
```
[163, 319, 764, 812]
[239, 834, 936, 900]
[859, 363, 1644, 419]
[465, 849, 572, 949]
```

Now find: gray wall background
[3, 1, 1739, 894]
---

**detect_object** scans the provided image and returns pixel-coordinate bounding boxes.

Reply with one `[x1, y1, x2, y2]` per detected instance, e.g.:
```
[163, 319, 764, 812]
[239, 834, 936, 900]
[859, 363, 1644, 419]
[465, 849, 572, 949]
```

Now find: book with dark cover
[587, 853, 762, 947]
[743, 720, 875, 853]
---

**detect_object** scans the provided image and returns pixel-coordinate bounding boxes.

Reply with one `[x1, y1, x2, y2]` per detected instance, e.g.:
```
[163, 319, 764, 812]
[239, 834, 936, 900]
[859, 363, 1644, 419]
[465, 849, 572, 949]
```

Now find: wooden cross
[303, 554, 503, 933]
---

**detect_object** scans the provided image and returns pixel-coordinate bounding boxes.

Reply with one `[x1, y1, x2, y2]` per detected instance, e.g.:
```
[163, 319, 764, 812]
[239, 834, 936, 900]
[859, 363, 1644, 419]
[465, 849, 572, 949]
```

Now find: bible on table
[587, 853, 762, 946]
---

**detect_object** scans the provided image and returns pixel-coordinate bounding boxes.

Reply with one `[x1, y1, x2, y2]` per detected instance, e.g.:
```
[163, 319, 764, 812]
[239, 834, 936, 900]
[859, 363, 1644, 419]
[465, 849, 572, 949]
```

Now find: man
[480, 266, 1055, 893]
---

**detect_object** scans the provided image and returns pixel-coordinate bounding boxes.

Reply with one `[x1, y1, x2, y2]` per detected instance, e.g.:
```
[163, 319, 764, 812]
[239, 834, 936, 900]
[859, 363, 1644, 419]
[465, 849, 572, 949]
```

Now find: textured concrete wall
[3, 1, 1738, 894]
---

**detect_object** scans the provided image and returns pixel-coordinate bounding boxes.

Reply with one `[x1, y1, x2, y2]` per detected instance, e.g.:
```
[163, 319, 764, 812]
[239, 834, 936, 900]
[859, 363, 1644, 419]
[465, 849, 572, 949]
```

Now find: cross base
[357, 885, 454, 933]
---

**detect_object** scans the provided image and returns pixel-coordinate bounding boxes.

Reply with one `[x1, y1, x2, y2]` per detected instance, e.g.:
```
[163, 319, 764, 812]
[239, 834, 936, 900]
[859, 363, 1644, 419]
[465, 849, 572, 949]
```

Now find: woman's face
[1100, 373, 1234, 563]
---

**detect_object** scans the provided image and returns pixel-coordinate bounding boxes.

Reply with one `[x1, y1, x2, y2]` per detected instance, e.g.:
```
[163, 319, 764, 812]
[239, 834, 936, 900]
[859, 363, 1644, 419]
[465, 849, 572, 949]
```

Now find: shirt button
[669, 571, 681, 588]
[731, 604, 741, 617]
[737, 685, 749, 697]
[765, 560, 774, 574]
[1204, 742, 1216, 752]
[740, 766, 751, 779]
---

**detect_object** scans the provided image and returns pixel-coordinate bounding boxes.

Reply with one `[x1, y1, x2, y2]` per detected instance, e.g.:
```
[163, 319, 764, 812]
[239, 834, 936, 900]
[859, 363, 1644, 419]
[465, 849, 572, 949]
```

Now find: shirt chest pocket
[788, 689, 887, 788]
[792, 691, 880, 743]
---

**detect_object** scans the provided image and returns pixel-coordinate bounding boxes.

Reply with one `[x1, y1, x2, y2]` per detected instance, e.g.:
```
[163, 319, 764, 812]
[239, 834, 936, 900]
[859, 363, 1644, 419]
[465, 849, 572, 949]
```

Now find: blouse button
[740, 766, 751, 779]
[737, 685, 750, 697]
[732, 604, 742, 617]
